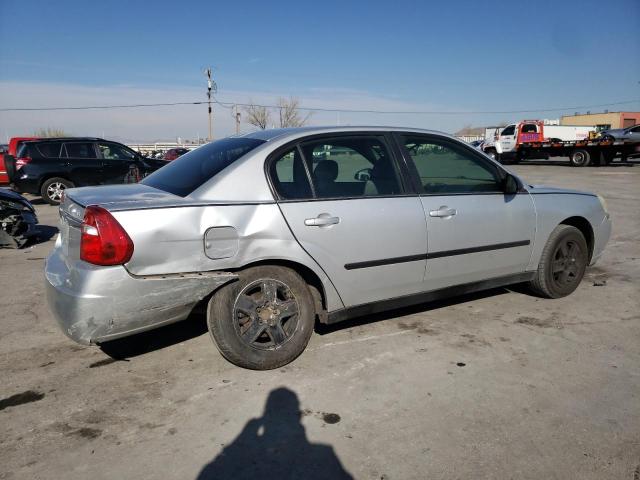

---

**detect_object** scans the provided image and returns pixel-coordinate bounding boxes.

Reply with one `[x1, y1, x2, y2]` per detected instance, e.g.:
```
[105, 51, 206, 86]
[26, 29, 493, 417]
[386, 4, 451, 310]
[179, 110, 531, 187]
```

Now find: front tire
[529, 225, 588, 298]
[207, 265, 315, 370]
[484, 149, 497, 160]
[40, 177, 74, 205]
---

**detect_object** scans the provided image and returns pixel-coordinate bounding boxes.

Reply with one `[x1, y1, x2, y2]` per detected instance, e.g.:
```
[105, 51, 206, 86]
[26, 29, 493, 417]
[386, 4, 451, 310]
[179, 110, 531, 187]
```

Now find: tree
[33, 127, 70, 137]
[277, 97, 312, 128]
[243, 101, 271, 130]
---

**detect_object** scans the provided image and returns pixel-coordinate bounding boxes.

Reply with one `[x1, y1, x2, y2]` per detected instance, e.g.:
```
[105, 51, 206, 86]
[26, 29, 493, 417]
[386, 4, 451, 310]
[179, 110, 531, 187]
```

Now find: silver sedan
[45, 127, 611, 369]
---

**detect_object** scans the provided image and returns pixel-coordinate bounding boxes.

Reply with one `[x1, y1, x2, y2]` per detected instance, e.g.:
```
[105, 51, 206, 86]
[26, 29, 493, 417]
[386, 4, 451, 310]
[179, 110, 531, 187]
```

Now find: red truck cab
[0, 137, 39, 185]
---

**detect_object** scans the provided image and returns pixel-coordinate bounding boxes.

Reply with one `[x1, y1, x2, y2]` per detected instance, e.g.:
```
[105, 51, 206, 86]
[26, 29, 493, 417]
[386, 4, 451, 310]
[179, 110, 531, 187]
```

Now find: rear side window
[16, 144, 30, 158]
[299, 136, 401, 199]
[270, 148, 313, 200]
[36, 142, 65, 158]
[142, 137, 265, 197]
[65, 143, 97, 158]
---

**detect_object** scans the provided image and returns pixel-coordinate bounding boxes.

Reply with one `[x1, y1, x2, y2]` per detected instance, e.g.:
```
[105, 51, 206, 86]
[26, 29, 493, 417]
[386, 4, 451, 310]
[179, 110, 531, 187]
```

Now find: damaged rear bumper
[45, 245, 237, 345]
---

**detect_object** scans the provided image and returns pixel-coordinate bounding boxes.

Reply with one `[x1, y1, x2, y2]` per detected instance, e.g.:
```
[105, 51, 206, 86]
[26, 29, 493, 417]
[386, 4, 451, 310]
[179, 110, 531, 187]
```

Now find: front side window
[401, 136, 502, 194]
[65, 143, 97, 159]
[298, 136, 401, 199]
[97, 142, 135, 161]
[142, 137, 265, 196]
[501, 125, 516, 136]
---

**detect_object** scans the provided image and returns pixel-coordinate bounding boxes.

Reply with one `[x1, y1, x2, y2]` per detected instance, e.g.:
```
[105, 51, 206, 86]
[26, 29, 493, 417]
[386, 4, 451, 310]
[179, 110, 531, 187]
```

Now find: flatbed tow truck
[483, 120, 640, 166]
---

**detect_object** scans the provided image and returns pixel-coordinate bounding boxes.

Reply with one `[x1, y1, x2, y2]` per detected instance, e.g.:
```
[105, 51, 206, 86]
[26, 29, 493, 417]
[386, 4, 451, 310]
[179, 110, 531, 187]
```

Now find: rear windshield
[141, 137, 265, 196]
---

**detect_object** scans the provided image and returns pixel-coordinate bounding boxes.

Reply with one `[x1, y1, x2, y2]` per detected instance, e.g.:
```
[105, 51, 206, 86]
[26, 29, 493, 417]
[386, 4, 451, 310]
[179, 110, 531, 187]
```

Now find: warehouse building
[560, 111, 640, 132]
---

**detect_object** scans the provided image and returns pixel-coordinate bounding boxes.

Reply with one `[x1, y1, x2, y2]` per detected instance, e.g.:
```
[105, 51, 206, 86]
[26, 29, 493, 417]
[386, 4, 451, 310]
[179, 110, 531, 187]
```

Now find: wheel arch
[229, 259, 332, 323]
[559, 216, 595, 261]
[38, 174, 74, 191]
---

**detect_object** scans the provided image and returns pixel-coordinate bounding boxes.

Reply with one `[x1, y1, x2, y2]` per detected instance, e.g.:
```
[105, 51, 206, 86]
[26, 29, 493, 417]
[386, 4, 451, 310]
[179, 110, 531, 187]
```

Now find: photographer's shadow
[197, 387, 353, 480]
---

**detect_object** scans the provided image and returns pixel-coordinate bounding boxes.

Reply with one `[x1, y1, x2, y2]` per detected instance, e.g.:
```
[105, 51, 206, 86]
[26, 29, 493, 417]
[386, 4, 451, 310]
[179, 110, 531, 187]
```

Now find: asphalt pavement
[1, 160, 639, 480]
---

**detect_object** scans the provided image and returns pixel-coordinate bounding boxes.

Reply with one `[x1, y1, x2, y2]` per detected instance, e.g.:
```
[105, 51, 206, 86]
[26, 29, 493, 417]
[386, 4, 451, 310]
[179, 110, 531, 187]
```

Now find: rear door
[97, 142, 138, 184]
[396, 133, 535, 291]
[273, 133, 428, 307]
[63, 142, 103, 186]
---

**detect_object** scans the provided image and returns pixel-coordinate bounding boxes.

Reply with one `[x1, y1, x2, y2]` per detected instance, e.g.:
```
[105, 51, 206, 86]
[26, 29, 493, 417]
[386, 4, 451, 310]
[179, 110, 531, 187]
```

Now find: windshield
[141, 137, 265, 196]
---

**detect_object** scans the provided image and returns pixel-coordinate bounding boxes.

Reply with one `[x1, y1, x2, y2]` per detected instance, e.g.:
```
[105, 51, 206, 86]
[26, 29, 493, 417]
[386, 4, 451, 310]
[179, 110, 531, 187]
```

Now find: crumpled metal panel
[45, 244, 237, 344]
[113, 204, 343, 311]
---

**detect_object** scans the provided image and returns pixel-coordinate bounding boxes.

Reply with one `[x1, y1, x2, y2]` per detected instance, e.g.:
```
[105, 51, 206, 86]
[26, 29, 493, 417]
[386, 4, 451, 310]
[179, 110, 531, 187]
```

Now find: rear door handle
[304, 213, 340, 227]
[429, 206, 457, 218]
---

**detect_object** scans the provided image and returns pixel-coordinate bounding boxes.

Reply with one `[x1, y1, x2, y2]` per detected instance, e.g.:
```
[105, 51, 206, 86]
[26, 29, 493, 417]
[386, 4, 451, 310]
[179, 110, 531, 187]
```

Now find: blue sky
[0, 0, 638, 141]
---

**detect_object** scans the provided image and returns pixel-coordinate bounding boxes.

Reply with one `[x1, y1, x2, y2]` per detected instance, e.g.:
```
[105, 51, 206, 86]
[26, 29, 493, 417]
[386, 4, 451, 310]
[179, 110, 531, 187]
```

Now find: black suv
[6, 138, 169, 204]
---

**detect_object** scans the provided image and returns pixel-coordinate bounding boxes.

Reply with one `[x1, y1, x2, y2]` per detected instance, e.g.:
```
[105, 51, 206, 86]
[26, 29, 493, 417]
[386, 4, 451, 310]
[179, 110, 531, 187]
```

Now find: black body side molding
[344, 240, 531, 270]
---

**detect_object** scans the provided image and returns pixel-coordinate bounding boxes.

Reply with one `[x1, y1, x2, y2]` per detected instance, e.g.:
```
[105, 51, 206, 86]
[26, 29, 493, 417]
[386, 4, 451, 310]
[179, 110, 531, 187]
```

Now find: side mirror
[503, 174, 519, 195]
[354, 168, 372, 182]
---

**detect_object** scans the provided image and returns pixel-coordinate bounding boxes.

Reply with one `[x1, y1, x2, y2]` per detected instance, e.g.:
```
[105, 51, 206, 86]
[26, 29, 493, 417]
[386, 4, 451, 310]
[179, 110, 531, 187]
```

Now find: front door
[97, 142, 138, 184]
[396, 133, 535, 291]
[272, 134, 428, 307]
[497, 124, 517, 153]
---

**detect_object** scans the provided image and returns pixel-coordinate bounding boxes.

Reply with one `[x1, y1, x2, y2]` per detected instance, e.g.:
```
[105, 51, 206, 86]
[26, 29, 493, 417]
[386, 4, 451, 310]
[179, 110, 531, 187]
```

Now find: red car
[0, 137, 39, 185]
[163, 148, 189, 161]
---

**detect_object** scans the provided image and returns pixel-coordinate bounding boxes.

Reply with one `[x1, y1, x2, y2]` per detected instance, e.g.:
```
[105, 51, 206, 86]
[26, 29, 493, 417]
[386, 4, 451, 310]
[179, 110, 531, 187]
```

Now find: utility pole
[204, 67, 217, 141]
[234, 105, 241, 134]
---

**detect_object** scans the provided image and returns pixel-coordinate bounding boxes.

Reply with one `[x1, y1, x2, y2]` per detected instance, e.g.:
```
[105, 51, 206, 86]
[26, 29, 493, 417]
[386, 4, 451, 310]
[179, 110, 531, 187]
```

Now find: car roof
[23, 137, 107, 143]
[236, 126, 455, 143]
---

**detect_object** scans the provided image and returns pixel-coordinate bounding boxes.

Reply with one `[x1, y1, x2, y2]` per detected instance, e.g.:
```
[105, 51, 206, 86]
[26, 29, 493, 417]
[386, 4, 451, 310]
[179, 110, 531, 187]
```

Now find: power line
[0, 101, 204, 111]
[214, 98, 640, 115]
[1, 98, 639, 115]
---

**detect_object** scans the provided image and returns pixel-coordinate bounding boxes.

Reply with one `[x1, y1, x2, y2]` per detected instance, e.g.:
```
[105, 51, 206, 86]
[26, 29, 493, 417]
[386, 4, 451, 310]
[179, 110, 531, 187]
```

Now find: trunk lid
[65, 183, 186, 211]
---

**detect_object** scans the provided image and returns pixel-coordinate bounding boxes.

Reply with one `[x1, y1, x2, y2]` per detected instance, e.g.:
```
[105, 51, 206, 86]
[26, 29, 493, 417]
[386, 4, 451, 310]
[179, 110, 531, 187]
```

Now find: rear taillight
[80, 205, 134, 266]
[15, 156, 32, 169]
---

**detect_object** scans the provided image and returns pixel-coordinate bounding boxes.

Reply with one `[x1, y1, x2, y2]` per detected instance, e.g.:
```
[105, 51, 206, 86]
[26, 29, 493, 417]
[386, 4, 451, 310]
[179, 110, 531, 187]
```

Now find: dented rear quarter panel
[112, 203, 344, 311]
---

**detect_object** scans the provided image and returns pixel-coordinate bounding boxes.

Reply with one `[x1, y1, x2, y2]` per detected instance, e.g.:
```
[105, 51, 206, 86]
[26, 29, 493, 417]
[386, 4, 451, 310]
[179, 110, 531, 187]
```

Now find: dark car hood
[0, 188, 36, 212]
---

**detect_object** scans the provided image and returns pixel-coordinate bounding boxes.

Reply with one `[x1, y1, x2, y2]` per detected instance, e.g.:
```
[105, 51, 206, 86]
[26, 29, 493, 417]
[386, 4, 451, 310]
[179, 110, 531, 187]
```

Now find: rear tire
[40, 177, 74, 205]
[207, 265, 315, 370]
[569, 149, 590, 167]
[528, 225, 588, 298]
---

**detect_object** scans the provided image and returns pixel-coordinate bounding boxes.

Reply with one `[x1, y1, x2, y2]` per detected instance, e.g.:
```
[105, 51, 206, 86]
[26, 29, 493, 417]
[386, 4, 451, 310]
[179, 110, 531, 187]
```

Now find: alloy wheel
[46, 182, 66, 202]
[550, 239, 584, 288]
[232, 279, 299, 350]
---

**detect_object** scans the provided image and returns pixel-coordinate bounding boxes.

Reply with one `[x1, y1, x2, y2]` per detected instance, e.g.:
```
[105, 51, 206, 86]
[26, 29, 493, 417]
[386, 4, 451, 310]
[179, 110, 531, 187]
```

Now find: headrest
[313, 160, 339, 182]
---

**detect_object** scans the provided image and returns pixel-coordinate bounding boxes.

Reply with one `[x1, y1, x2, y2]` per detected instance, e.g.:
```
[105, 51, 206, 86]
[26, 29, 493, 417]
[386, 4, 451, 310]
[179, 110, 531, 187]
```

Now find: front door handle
[304, 213, 340, 227]
[429, 206, 457, 218]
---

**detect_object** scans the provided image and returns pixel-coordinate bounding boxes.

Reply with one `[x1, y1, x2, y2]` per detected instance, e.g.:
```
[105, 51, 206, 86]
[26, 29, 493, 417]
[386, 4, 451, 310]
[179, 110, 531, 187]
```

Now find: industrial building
[560, 111, 640, 131]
